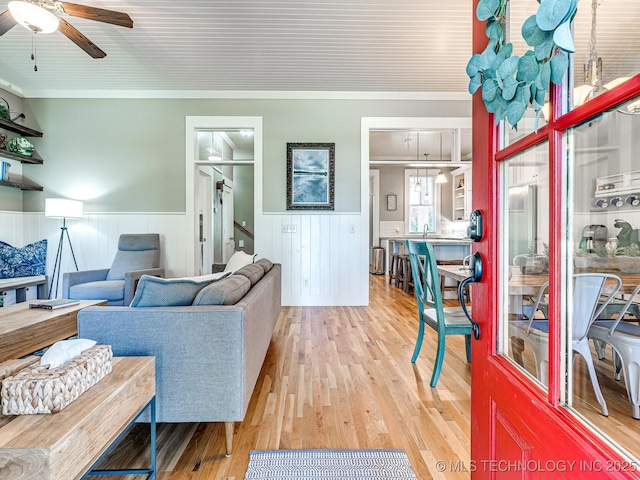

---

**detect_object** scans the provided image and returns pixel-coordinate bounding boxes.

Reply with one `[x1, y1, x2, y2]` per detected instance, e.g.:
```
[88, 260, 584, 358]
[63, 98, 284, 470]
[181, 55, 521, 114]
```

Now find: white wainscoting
[1, 211, 188, 298]
[2, 211, 369, 306]
[257, 213, 368, 306]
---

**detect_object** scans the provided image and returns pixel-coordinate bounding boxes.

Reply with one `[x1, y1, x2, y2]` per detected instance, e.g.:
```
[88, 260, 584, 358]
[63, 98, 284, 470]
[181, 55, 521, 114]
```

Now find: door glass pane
[503, 0, 548, 144]
[502, 0, 640, 140]
[569, 0, 640, 112]
[565, 96, 640, 461]
[498, 142, 550, 388]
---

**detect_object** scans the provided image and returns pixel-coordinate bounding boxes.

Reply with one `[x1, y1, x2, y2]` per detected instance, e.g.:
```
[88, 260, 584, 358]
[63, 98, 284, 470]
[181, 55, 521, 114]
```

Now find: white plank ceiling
[0, 0, 637, 96]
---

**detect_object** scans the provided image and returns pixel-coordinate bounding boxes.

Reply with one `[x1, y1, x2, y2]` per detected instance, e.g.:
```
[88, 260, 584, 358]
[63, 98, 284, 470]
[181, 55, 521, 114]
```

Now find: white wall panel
[1, 211, 188, 298]
[259, 213, 367, 306]
[3, 210, 368, 306]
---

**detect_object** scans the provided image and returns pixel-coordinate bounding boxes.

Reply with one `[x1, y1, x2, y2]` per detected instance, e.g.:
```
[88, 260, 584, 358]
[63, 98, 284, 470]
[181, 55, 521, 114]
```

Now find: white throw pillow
[223, 251, 257, 273]
[178, 272, 230, 282]
[40, 338, 97, 369]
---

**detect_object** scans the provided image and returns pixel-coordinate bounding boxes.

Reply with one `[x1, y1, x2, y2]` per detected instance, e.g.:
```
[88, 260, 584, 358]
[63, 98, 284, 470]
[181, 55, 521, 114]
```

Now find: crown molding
[14, 89, 471, 101]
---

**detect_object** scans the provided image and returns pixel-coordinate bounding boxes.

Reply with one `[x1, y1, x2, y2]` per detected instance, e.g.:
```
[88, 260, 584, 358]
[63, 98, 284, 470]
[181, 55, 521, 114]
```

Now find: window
[405, 169, 437, 234]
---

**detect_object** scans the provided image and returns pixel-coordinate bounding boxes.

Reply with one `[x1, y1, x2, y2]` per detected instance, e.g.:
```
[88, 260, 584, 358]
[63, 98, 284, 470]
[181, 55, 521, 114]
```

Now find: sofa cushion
[0, 239, 47, 279]
[130, 272, 228, 307]
[234, 263, 265, 286]
[70, 280, 125, 302]
[192, 275, 251, 306]
[223, 250, 256, 273]
[254, 258, 273, 273]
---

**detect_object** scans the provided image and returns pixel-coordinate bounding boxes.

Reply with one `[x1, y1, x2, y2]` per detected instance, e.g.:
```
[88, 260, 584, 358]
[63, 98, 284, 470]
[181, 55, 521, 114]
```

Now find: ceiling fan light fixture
[8, 1, 59, 34]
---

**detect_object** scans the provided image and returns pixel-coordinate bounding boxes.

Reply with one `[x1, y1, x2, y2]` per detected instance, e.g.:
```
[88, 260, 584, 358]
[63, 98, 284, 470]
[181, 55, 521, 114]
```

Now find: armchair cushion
[70, 280, 125, 302]
[107, 250, 158, 280]
[106, 233, 161, 280]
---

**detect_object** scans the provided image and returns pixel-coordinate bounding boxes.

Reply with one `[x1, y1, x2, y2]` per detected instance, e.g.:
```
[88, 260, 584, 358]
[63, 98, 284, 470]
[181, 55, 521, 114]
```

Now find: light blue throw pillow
[130, 272, 229, 307]
[0, 239, 47, 279]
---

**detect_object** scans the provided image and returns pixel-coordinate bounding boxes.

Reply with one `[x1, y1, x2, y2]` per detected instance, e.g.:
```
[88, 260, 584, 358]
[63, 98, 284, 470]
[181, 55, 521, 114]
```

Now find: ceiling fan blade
[57, 18, 106, 58]
[60, 3, 133, 28]
[0, 10, 17, 36]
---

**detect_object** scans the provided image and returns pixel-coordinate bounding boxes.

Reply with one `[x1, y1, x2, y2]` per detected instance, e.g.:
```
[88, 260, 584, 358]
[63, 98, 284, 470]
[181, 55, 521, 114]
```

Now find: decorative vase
[8, 136, 34, 157]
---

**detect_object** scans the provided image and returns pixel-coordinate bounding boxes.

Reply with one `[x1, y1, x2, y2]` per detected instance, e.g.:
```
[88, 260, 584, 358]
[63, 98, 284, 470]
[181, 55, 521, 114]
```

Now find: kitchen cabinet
[451, 166, 472, 221]
[0, 119, 44, 191]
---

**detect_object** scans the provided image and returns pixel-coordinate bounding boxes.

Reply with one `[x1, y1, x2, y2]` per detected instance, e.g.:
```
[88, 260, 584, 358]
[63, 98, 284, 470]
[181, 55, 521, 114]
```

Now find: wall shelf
[0, 119, 45, 191]
[595, 170, 640, 198]
[0, 118, 43, 137]
[0, 148, 43, 164]
[0, 177, 43, 191]
[451, 166, 472, 221]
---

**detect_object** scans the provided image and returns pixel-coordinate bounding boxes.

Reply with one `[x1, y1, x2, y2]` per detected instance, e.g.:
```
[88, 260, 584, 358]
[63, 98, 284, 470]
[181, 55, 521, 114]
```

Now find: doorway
[185, 117, 263, 276]
[361, 118, 472, 296]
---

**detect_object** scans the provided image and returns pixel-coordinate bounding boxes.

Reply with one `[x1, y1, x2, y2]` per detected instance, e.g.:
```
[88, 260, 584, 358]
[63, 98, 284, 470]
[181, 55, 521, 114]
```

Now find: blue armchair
[63, 233, 164, 306]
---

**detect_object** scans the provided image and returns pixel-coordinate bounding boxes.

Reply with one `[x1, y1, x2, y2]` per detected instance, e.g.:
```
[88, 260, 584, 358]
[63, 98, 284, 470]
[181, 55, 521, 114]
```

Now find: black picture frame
[286, 142, 335, 210]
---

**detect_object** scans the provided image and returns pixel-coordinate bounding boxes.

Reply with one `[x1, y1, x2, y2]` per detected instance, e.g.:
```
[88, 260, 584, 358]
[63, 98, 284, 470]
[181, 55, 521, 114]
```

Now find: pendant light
[435, 132, 448, 184]
[414, 132, 422, 192]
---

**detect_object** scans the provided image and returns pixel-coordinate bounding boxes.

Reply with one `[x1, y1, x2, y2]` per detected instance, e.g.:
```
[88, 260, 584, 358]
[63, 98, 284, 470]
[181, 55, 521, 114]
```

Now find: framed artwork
[386, 194, 397, 211]
[286, 142, 335, 210]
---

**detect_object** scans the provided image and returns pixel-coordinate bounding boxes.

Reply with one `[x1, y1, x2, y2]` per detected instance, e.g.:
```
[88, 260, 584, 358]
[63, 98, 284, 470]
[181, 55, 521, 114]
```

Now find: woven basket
[1, 345, 112, 415]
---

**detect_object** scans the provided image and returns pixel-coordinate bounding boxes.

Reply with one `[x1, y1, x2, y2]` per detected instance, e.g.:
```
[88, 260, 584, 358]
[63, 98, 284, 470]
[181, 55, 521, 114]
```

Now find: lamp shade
[8, 1, 59, 34]
[45, 198, 83, 219]
[435, 171, 448, 184]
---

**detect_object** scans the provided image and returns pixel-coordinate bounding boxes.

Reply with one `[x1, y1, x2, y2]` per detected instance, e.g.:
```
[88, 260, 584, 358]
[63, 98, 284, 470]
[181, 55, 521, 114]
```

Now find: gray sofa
[77, 262, 281, 455]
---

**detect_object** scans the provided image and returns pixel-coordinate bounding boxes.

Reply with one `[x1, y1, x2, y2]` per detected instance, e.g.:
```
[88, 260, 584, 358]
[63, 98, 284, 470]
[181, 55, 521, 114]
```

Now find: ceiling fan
[0, 0, 133, 58]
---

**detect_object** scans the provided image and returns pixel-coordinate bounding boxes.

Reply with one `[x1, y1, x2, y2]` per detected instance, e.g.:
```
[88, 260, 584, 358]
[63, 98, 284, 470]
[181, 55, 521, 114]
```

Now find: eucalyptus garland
[467, 0, 577, 130]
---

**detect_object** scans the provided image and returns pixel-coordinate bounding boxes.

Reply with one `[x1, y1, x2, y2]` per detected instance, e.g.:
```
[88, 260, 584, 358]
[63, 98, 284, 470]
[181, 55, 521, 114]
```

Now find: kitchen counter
[380, 236, 472, 246]
[378, 237, 472, 277]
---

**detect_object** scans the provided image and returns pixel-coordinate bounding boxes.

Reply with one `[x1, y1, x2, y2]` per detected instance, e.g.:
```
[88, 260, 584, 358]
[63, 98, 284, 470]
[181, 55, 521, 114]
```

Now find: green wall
[19, 97, 471, 213]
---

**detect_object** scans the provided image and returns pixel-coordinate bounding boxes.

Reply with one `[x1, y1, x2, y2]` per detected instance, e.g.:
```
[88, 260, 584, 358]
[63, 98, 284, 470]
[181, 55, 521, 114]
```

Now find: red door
[470, 1, 640, 477]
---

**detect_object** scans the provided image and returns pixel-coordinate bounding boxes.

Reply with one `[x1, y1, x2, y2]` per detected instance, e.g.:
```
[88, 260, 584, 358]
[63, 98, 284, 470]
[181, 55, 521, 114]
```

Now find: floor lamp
[45, 198, 83, 299]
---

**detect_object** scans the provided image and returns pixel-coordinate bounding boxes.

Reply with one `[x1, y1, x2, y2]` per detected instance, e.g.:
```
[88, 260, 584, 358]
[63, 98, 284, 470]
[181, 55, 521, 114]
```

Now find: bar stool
[397, 253, 413, 294]
[389, 240, 402, 285]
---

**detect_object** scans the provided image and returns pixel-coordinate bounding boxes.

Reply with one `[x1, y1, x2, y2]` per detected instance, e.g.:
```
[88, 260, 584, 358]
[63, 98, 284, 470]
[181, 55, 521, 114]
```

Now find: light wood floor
[92, 274, 640, 479]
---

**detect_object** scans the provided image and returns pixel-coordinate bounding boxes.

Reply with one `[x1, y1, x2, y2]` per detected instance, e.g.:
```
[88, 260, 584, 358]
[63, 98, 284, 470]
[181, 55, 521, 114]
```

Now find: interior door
[221, 179, 235, 262]
[196, 168, 213, 275]
[470, 2, 640, 477]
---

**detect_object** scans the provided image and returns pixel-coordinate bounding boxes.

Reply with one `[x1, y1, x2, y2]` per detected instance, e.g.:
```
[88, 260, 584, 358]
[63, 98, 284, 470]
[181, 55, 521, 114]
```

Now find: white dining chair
[589, 284, 640, 419]
[510, 273, 621, 416]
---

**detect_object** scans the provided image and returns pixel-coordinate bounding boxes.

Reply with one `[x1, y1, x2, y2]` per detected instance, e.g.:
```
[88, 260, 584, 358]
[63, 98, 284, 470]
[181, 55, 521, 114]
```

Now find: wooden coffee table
[0, 300, 107, 363]
[0, 356, 156, 480]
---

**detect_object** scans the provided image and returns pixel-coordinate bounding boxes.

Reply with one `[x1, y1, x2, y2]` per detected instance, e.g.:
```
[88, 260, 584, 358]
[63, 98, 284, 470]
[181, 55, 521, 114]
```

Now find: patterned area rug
[244, 449, 418, 479]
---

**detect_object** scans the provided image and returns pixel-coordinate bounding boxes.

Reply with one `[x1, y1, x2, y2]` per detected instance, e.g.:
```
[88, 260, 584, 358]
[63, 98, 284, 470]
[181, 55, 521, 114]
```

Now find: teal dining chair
[406, 240, 472, 387]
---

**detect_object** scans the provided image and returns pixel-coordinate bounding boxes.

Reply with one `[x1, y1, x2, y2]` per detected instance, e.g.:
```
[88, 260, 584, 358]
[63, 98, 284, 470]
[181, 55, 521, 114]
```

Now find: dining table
[436, 264, 640, 300]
